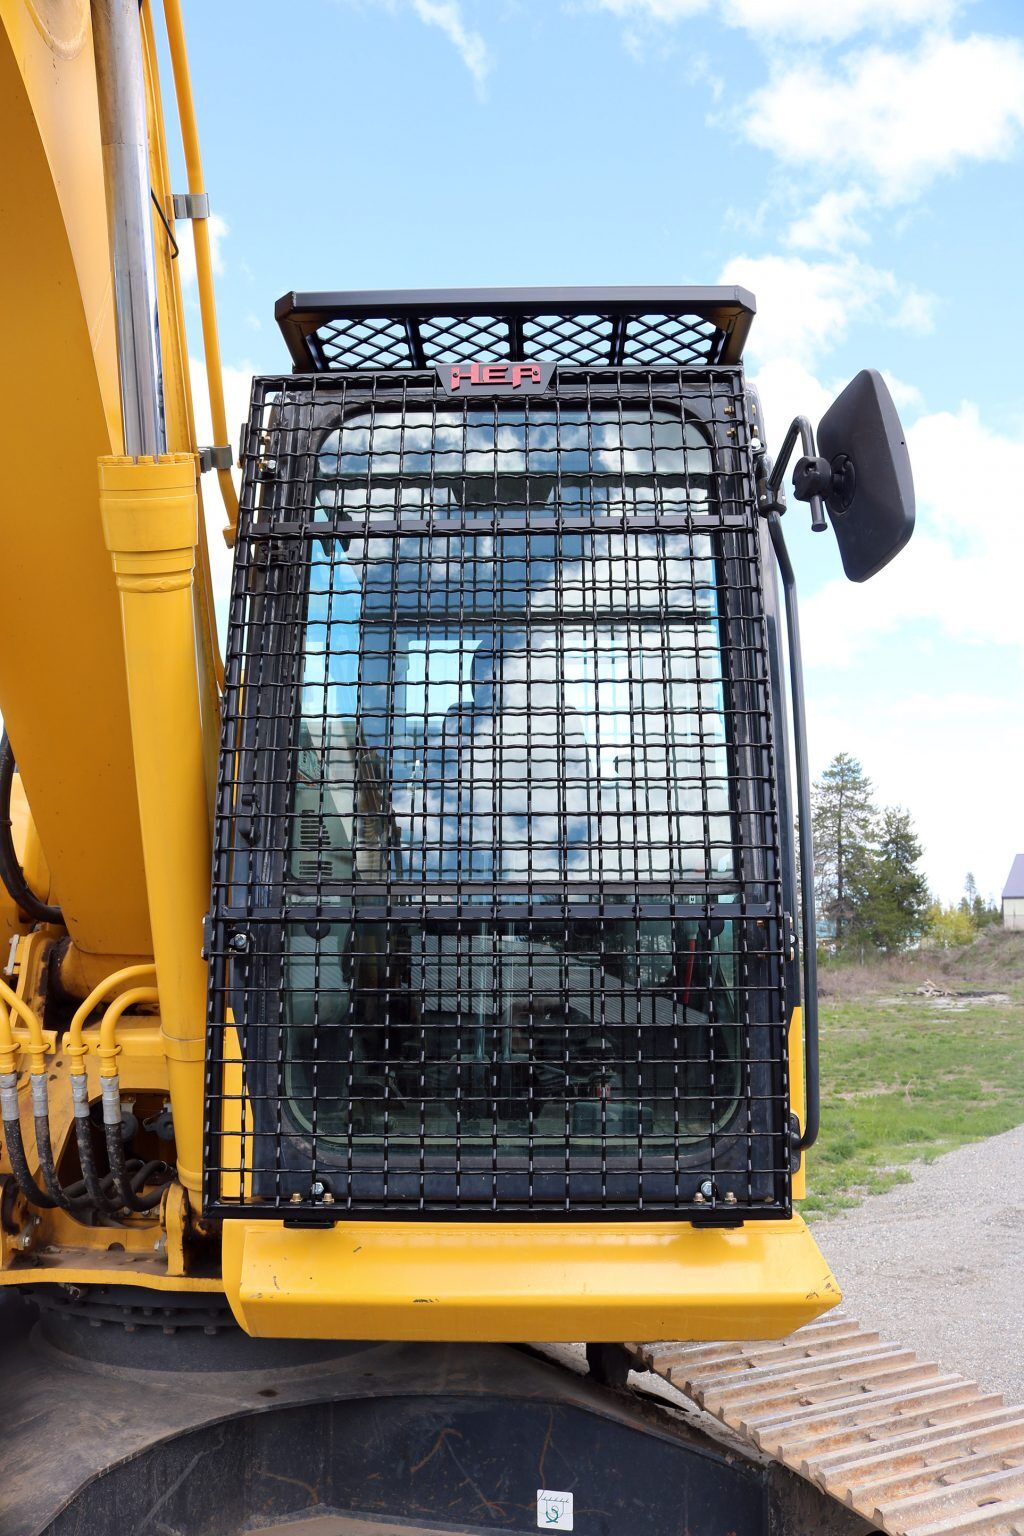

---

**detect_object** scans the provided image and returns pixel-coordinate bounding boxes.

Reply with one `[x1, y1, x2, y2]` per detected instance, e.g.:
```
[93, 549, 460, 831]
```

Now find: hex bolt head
[309, 1180, 327, 1200]
[229, 931, 251, 955]
[699, 1179, 714, 1200]
[289, 1191, 303, 1204]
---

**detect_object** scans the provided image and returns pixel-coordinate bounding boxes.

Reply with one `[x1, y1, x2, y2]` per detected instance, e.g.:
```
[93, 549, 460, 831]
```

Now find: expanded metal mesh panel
[521, 313, 614, 365]
[316, 316, 410, 371]
[419, 314, 510, 364]
[206, 366, 792, 1221]
[621, 314, 724, 367]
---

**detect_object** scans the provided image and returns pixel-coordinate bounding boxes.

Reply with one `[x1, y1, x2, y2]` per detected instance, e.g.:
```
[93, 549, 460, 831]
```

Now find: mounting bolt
[229, 931, 252, 956]
[309, 1180, 327, 1200]
[289, 1191, 303, 1204]
[724, 1190, 737, 1205]
[699, 1179, 714, 1200]
[13, 1231, 33, 1250]
[693, 1190, 705, 1205]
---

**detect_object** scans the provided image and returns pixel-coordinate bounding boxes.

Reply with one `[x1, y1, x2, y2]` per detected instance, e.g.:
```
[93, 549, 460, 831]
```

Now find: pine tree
[962, 871, 987, 927]
[857, 807, 929, 951]
[811, 753, 877, 947]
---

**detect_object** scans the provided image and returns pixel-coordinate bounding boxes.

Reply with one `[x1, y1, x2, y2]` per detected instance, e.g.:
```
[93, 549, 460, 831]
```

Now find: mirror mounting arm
[759, 415, 828, 532]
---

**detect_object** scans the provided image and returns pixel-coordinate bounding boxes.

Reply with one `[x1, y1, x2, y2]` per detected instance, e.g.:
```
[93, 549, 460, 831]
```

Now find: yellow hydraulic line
[140, 0, 225, 698]
[94, 986, 160, 1078]
[0, 998, 17, 1076]
[65, 963, 157, 1075]
[0, 975, 47, 1075]
[160, 0, 239, 545]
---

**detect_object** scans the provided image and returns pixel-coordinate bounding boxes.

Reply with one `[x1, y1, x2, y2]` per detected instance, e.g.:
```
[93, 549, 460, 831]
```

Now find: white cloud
[723, 0, 959, 40]
[588, 0, 960, 41]
[785, 189, 871, 255]
[337, 0, 491, 92]
[588, 0, 706, 18]
[880, 371, 923, 414]
[800, 404, 1024, 663]
[808, 689, 1024, 904]
[177, 213, 229, 289]
[751, 380, 1024, 900]
[744, 33, 1024, 201]
[718, 252, 934, 370]
[410, 0, 491, 94]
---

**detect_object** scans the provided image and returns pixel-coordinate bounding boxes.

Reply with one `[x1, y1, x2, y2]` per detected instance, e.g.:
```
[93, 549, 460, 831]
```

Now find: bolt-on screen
[206, 370, 791, 1218]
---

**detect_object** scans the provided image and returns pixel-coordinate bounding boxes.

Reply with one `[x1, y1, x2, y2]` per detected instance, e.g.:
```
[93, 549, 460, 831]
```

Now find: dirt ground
[815, 1122, 1024, 1403]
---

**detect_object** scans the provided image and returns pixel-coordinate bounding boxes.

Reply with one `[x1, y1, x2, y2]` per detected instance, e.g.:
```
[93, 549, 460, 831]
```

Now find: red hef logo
[449, 362, 541, 391]
[435, 359, 555, 397]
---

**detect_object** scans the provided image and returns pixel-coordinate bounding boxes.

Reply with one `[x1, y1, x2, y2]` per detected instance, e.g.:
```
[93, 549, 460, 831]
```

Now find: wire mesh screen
[308, 311, 726, 371]
[206, 366, 793, 1221]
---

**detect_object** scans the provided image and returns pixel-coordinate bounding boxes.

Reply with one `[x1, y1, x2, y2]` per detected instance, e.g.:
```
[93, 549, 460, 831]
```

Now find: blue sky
[165, 0, 1024, 903]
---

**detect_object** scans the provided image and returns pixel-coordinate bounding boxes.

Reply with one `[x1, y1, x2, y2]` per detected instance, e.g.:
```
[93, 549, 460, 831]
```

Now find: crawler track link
[637, 1312, 1024, 1536]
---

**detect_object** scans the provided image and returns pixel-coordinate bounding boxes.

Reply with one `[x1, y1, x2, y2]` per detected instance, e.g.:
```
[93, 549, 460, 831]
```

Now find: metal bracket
[172, 191, 210, 221]
[759, 415, 828, 532]
[198, 445, 234, 473]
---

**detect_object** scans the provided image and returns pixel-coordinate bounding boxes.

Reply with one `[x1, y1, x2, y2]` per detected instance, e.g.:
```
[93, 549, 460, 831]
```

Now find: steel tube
[92, 0, 165, 458]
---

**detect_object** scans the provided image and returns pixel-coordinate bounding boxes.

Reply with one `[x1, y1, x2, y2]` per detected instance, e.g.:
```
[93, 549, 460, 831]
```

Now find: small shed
[1002, 854, 1024, 930]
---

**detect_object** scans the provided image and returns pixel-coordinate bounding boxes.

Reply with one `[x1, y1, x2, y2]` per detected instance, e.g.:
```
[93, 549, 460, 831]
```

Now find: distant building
[1002, 854, 1024, 930]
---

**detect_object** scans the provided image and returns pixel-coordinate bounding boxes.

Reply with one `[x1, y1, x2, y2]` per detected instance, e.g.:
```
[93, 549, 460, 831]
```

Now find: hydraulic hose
[0, 732, 62, 926]
[72, 1106, 121, 1215]
[0, 999, 56, 1210]
[103, 1111, 171, 1211]
[32, 1073, 93, 1216]
[0, 981, 65, 1210]
[0, 959, 98, 1217]
[66, 966, 157, 1214]
[96, 986, 167, 1212]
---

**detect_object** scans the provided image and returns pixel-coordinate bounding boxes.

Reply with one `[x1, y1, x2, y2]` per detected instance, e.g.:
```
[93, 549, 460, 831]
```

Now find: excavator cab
[199, 289, 906, 1341]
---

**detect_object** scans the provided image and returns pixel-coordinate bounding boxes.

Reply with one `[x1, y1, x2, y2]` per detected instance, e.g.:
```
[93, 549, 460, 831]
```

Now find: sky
[163, 0, 1024, 905]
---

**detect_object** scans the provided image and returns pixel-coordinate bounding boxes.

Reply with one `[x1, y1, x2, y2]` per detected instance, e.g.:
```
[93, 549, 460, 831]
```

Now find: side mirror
[792, 369, 915, 582]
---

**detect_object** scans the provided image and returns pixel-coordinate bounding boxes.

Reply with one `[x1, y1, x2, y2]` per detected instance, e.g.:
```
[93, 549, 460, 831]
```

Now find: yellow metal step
[223, 1212, 840, 1343]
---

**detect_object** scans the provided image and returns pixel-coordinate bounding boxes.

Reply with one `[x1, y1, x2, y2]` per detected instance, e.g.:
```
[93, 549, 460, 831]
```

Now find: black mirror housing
[814, 369, 915, 582]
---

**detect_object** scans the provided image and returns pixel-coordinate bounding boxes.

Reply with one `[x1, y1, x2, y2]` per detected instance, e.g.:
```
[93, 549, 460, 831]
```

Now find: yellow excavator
[1, 4, 924, 1533]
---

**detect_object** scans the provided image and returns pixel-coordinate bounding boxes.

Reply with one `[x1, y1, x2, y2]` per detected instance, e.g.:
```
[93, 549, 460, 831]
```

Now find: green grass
[801, 931, 1024, 1218]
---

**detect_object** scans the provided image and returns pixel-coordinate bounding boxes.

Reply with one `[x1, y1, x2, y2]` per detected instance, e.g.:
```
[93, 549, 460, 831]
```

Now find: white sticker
[537, 1488, 573, 1531]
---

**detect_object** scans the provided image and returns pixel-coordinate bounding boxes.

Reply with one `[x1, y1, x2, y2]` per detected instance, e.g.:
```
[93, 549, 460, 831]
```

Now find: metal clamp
[172, 191, 210, 221]
[198, 445, 234, 473]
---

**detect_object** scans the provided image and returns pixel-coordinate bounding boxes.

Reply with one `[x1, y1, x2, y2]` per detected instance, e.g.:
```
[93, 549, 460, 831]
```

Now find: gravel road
[814, 1122, 1024, 1403]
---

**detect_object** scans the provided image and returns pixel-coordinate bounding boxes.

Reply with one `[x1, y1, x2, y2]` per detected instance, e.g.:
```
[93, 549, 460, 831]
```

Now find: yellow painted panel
[0, 1264, 222, 1293]
[223, 1215, 841, 1343]
[0, 5, 152, 956]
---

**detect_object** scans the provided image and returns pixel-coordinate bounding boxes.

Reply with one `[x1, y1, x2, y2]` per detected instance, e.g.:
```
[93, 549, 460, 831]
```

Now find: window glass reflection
[283, 404, 743, 1156]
